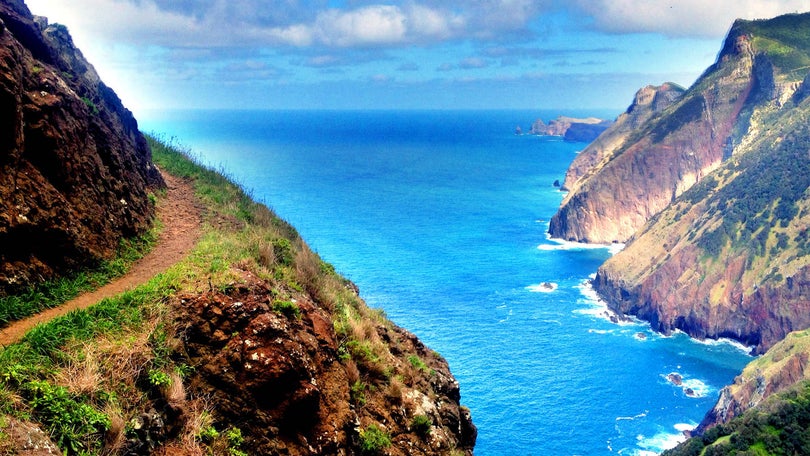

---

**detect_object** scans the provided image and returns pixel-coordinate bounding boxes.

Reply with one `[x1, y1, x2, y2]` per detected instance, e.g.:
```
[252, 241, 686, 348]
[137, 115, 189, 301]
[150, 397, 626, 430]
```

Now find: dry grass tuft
[386, 376, 405, 405]
[345, 359, 361, 385]
[162, 372, 187, 408]
[57, 350, 102, 397]
[102, 404, 127, 456]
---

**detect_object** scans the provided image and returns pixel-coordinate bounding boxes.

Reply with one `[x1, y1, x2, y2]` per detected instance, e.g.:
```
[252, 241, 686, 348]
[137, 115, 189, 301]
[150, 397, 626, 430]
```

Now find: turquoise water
[140, 110, 752, 455]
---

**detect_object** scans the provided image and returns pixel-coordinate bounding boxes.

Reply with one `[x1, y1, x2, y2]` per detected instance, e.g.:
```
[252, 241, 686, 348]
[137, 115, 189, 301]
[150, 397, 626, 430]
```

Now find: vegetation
[649, 94, 706, 142]
[0, 231, 157, 326]
[411, 414, 432, 437]
[359, 424, 392, 455]
[663, 381, 810, 456]
[741, 12, 810, 80]
[0, 136, 453, 454]
[694, 117, 810, 260]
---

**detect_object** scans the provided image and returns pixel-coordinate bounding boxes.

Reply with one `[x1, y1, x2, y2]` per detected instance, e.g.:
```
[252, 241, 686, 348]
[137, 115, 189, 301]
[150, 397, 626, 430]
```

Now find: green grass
[359, 424, 391, 455]
[0, 231, 158, 327]
[0, 135, 448, 455]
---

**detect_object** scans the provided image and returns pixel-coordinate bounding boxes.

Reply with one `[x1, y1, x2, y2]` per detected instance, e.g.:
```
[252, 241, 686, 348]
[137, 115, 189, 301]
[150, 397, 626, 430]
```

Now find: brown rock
[0, 0, 163, 294]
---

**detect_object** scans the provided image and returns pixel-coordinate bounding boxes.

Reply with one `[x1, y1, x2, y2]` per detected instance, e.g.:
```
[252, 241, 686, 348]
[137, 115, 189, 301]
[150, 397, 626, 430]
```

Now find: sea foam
[538, 232, 625, 254]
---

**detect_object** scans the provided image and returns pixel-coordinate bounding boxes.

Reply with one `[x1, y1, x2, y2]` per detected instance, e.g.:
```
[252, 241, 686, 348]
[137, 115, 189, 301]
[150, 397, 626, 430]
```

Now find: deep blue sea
[140, 110, 752, 455]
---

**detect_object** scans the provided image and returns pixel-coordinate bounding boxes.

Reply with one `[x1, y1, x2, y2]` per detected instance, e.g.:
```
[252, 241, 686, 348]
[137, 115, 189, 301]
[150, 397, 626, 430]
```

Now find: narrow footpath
[0, 171, 203, 346]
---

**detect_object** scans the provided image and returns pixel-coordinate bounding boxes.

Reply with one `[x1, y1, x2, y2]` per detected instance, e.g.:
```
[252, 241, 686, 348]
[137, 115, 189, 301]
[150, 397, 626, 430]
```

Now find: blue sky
[24, 0, 809, 114]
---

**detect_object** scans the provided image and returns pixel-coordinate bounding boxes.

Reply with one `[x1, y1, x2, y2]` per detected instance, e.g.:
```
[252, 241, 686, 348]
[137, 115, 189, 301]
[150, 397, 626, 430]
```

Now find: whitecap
[686, 332, 755, 355]
[635, 427, 689, 454]
[573, 281, 636, 325]
[680, 378, 713, 398]
[674, 423, 696, 433]
[662, 372, 714, 398]
[539, 233, 625, 254]
[526, 282, 558, 293]
[616, 411, 648, 422]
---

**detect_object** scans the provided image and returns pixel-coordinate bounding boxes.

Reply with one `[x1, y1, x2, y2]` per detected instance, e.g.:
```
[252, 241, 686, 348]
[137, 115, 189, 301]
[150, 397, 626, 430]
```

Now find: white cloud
[315, 5, 408, 46]
[570, 0, 810, 38]
[24, 0, 538, 49]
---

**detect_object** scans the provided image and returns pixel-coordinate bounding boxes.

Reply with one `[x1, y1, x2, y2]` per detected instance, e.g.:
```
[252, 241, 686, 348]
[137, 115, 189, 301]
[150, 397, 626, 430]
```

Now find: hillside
[555, 11, 810, 450]
[548, 13, 810, 244]
[663, 330, 810, 455]
[592, 13, 810, 355]
[0, 1, 476, 454]
[0, 0, 163, 294]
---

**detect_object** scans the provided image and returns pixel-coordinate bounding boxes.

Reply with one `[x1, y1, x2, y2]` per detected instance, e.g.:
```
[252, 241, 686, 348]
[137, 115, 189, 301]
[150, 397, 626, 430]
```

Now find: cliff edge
[548, 19, 771, 244]
[564, 11, 810, 449]
[0, 0, 163, 294]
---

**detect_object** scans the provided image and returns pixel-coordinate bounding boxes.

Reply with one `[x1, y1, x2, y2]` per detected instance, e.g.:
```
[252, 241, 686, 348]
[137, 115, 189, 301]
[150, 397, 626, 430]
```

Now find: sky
[22, 0, 810, 114]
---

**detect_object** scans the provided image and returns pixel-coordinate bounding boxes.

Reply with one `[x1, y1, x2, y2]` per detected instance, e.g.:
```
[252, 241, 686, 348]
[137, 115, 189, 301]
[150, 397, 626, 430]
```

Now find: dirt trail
[0, 171, 203, 346]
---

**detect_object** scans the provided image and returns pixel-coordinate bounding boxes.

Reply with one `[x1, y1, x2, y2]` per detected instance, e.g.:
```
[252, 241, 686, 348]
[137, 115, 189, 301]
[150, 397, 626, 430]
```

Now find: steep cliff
[593, 13, 810, 355]
[0, 2, 476, 454]
[663, 331, 810, 455]
[582, 11, 810, 450]
[557, 83, 684, 192]
[0, 0, 163, 294]
[548, 17, 783, 243]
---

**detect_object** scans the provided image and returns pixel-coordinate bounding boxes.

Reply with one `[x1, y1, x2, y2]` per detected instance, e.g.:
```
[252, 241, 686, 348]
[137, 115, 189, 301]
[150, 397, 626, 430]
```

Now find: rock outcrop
[529, 116, 612, 142]
[176, 268, 476, 455]
[694, 330, 810, 434]
[0, 0, 163, 294]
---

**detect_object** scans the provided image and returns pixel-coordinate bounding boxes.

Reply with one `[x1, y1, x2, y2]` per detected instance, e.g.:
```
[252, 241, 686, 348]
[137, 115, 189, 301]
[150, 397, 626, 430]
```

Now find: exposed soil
[0, 170, 202, 346]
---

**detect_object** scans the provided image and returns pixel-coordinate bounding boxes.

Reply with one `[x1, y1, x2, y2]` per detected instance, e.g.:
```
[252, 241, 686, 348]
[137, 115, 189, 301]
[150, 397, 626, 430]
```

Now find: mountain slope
[0, 1, 476, 454]
[548, 14, 810, 244]
[570, 11, 810, 449]
[593, 13, 810, 356]
[0, 0, 163, 294]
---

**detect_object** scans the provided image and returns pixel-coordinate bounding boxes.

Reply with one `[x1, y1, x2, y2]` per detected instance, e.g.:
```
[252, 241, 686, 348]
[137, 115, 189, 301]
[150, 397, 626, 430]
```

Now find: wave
[538, 232, 625, 254]
[573, 280, 637, 326]
[662, 372, 714, 398]
[634, 423, 694, 455]
[684, 331, 755, 354]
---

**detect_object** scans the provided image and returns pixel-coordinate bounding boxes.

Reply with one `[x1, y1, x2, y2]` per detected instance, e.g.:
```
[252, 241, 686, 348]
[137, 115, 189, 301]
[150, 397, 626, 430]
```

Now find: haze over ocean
[141, 110, 751, 455]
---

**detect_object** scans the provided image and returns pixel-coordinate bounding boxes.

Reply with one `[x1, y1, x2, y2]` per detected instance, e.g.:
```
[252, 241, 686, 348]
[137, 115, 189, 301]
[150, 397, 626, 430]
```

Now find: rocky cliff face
[548, 24, 768, 243]
[176, 268, 476, 455]
[558, 83, 684, 192]
[575, 11, 810, 446]
[694, 329, 810, 434]
[0, 0, 163, 294]
[592, 22, 810, 353]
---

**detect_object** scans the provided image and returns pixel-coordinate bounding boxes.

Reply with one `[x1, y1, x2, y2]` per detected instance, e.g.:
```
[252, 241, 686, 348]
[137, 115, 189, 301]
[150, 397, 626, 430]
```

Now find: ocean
[139, 110, 752, 455]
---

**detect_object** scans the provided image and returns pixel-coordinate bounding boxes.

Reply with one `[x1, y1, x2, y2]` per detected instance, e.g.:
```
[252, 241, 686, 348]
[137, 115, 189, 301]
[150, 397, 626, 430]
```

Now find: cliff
[593, 13, 810, 355]
[528, 116, 612, 142]
[572, 11, 810, 450]
[663, 332, 810, 455]
[0, 1, 475, 454]
[548, 18, 774, 243]
[0, 0, 163, 294]
[557, 83, 685, 192]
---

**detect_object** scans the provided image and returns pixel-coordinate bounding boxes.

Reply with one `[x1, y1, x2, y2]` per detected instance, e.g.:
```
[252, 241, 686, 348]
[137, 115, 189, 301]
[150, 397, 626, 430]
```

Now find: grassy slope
[0, 137, 459, 455]
[663, 330, 810, 456]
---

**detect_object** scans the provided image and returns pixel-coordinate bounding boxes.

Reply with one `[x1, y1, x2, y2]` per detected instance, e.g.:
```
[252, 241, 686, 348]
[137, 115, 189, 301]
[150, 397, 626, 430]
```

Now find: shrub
[411, 414, 432, 437]
[359, 424, 391, 455]
[26, 380, 110, 454]
[407, 355, 428, 372]
[272, 300, 301, 320]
